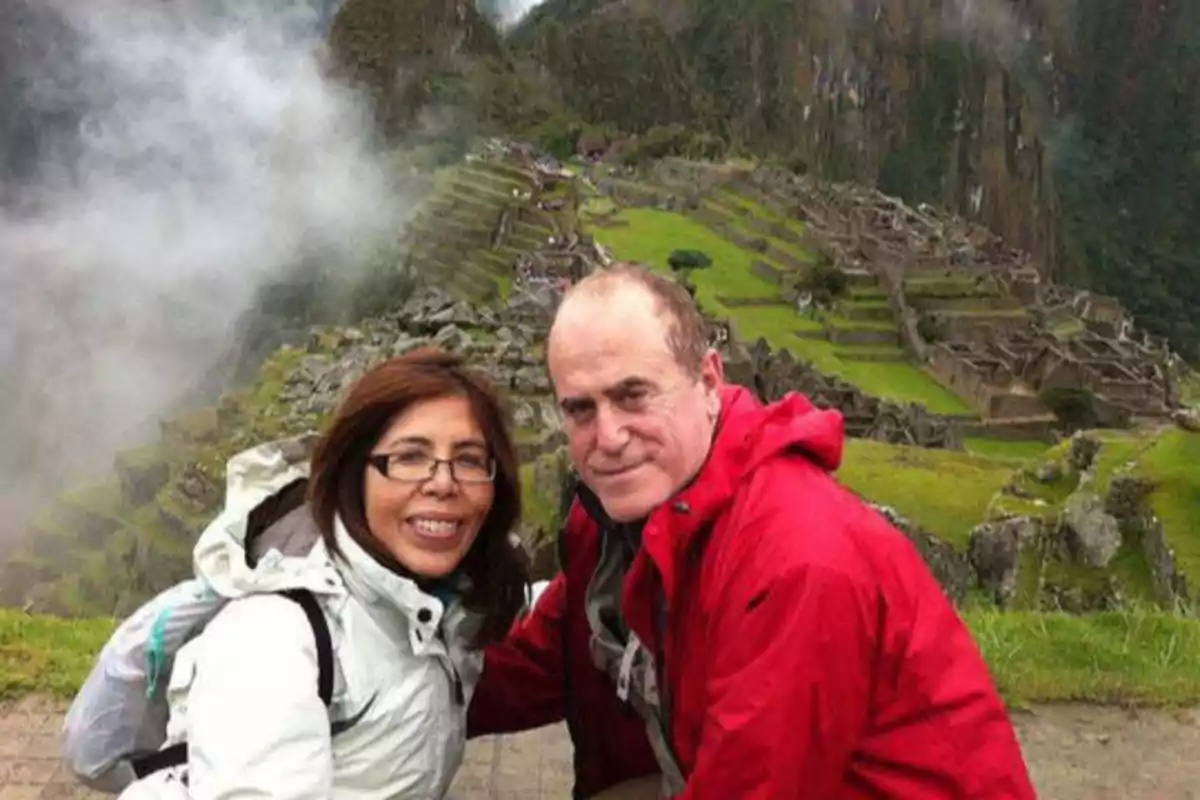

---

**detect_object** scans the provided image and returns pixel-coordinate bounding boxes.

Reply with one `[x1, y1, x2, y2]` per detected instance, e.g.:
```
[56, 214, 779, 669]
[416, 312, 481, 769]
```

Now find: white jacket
[118, 443, 485, 800]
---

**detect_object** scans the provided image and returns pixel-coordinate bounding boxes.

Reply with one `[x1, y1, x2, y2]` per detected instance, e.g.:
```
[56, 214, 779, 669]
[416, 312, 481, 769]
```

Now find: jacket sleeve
[184, 594, 333, 800]
[679, 563, 876, 800]
[466, 572, 566, 737]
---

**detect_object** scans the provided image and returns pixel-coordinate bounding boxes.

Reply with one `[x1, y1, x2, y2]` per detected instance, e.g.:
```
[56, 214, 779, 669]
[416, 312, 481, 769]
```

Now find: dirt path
[1, 697, 1196, 798]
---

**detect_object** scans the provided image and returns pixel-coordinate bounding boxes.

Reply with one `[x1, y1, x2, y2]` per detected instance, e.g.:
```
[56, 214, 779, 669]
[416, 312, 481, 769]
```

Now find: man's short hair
[567, 262, 708, 376]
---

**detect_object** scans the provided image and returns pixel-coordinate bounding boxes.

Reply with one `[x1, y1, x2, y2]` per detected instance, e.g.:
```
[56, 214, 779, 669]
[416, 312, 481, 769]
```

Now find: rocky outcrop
[1060, 490, 1122, 570]
[1105, 475, 1190, 611]
[968, 516, 1042, 607]
[325, 0, 501, 137]
[1175, 408, 1200, 433]
[0, 284, 568, 617]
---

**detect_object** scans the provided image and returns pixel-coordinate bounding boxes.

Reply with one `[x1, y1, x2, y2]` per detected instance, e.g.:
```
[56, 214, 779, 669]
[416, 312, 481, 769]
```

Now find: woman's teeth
[412, 518, 458, 535]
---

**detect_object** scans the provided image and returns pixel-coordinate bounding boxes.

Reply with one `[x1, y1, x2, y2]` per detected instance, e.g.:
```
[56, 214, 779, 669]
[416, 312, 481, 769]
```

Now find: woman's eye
[456, 454, 486, 467]
[391, 451, 429, 465]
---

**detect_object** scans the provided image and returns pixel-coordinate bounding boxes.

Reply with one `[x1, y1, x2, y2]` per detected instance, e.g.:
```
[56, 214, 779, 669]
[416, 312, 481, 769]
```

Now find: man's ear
[700, 348, 724, 388]
[700, 348, 724, 418]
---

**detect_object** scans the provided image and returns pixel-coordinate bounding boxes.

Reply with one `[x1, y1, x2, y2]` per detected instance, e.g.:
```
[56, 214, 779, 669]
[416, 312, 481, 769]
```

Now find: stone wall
[928, 343, 1050, 420]
[722, 336, 962, 450]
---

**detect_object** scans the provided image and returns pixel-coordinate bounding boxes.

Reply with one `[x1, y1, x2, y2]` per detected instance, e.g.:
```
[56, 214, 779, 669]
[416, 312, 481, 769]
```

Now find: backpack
[62, 476, 335, 794]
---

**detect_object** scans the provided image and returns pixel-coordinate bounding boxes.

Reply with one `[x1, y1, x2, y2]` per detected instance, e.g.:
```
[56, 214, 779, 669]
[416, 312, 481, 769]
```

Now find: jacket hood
[192, 435, 341, 599]
[718, 384, 844, 476]
[669, 384, 844, 525]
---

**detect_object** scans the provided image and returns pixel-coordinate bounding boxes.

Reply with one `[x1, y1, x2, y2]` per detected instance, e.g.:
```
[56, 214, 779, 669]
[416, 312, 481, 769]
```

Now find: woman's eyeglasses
[367, 452, 496, 484]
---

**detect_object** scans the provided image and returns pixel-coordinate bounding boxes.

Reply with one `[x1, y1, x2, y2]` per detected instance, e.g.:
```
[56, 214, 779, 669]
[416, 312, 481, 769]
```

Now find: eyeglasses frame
[366, 452, 497, 485]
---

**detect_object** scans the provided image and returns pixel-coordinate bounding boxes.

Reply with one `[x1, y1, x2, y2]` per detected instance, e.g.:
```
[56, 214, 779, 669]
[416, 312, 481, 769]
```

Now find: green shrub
[917, 313, 946, 343]
[668, 249, 713, 271]
[1040, 387, 1100, 430]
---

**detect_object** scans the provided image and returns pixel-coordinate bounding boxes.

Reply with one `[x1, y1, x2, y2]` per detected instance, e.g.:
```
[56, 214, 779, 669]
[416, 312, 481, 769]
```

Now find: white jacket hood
[191, 434, 337, 598]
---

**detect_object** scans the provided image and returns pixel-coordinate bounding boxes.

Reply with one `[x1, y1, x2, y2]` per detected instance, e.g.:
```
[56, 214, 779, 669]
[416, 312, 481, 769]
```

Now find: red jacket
[469, 385, 1036, 799]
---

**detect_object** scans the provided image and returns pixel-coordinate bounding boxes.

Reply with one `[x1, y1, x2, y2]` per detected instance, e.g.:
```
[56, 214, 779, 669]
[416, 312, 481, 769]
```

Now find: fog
[479, 0, 548, 28]
[0, 0, 411, 534]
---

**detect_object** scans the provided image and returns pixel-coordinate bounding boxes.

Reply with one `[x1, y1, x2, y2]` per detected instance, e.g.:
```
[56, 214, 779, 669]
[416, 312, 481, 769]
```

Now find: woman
[120, 346, 528, 799]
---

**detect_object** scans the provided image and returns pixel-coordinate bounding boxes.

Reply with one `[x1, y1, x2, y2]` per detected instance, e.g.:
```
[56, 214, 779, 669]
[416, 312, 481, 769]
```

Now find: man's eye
[565, 406, 594, 423]
[617, 390, 648, 407]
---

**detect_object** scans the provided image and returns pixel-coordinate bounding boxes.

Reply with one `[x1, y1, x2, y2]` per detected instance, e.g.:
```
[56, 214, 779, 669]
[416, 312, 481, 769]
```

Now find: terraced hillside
[582, 158, 1186, 436]
[2, 144, 1197, 625]
[400, 152, 582, 302]
[584, 181, 974, 416]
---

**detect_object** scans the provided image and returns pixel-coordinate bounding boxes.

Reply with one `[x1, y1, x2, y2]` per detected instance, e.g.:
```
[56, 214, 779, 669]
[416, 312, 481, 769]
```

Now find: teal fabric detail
[420, 570, 463, 610]
[145, 605, 173, 698]
[427, 581, 459, 609]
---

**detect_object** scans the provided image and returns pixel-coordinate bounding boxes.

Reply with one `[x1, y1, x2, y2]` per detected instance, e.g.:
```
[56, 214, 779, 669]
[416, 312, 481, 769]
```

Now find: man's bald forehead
[552, 273, 662, 333]
[551, 262, 708, 376]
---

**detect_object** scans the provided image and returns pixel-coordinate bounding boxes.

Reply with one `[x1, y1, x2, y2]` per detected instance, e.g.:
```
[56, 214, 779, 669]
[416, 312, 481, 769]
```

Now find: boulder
[1173, 408, 1200, 433]
[1104, 475, 1152, 521]
[1060, 490, 1122, 568]
[968, 517, 1040, 606]
[1067, 431, 1101, 473]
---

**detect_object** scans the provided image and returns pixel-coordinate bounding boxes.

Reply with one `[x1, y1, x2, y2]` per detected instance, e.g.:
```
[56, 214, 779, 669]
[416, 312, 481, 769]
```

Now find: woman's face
[363, 394, 496, 579]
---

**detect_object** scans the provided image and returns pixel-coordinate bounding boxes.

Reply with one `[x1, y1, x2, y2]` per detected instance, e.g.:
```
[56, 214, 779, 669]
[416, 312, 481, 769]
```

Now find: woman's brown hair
[306, 345, 527, 646]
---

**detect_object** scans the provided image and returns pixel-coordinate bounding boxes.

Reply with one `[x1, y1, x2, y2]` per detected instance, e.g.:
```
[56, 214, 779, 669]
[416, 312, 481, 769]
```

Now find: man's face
[547, 285, 723, 522]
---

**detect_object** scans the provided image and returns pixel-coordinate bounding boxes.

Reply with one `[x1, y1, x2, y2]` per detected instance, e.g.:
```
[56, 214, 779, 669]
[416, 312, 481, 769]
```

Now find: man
[468, 262, 1035, 799]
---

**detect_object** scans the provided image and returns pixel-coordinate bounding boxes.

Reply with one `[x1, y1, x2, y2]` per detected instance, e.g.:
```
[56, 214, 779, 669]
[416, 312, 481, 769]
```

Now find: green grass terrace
[586, 205, 972, 415]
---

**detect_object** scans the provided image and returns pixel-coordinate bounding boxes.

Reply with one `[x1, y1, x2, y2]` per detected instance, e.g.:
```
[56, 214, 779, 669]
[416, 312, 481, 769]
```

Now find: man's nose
[594, 406, 629, 452]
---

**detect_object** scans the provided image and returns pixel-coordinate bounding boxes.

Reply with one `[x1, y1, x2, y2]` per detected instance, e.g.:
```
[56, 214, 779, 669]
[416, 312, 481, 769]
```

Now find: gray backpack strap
[128, 588, 333, 779]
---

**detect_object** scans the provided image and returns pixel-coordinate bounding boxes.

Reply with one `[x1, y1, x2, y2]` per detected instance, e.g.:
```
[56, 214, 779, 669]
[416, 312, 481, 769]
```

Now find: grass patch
[1050, 316, 1087, 340]
[6, 606, 1200, 708]
[582, 196, 618, 216]
[828, 362, 970, 414]
[965, 437, 1052, 463]
[1137, 429, 1200, 586]
[590, 208, 971, 414]
[699, 199, 813, 264]
[839, 438, 1017, 547]
[825, 314, 898, 332]
[987, 429, 1155, 521]
[519, 461, 559, 533]
[965, 608, 1200, 707]
[591, 207, 781, 299]
[712, 188, 806, 237]
[0, 610, 116, 700]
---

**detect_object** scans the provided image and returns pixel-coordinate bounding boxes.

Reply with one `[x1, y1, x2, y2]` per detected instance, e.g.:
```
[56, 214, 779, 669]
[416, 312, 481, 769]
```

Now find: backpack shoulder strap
[130, 589, 334, 779]
[277, 588, 334, 706]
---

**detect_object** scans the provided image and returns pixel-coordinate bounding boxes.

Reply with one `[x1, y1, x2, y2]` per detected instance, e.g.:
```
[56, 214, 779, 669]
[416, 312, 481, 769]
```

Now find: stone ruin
[969, 433, 1191, 614]
[721, 336, 962, 449]
[739, 167, 1029, 275]
[733, 168, 1184, 425]
[927, 328, 1176, 422]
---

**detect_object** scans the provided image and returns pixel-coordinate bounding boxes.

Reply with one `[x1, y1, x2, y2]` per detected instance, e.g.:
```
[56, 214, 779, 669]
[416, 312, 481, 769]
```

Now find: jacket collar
[332, 518, 471, 657]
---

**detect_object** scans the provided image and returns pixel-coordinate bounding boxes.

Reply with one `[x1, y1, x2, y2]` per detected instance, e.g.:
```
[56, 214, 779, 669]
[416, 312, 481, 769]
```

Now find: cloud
[478, 0, 548, 28]
[0, 0, 412, 528]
